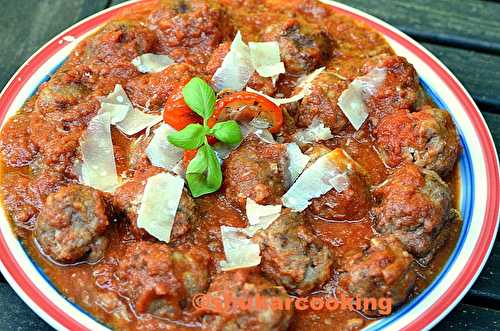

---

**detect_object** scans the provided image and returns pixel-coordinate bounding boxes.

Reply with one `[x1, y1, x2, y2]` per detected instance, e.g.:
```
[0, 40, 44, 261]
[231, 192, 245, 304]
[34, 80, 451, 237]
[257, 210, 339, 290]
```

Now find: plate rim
[0, 1, 498, 330]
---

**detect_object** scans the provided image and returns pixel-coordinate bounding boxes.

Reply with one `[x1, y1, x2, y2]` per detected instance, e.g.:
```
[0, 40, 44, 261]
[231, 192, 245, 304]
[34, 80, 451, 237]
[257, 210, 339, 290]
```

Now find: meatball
[95, 242, 209, 319]
[75, 19, 156, 85]
[254, 210, 333, 295]
[125, 63, 198, 111]
[34, 185, 110, 263]
[302, 146, 372, 221]
[372, 164, 452, 263]
[339, 235, 416, 312]
[202, 270, 292, 331]
[295, 71, 349, 133]
[361, 54, 419, 125]
[35, 77, 90, 115]
[261, 18, 333, 74]
[374, 107, 460, 176]
[113, 167, 197, 242]
[223, 136, 287, 209]
[309, 171, 371, 221]
[148, 0, 232, 65]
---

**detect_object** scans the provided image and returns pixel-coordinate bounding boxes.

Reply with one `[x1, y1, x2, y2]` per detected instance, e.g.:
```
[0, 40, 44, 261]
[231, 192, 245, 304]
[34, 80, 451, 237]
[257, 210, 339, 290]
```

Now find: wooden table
[0, 0, 498, 330]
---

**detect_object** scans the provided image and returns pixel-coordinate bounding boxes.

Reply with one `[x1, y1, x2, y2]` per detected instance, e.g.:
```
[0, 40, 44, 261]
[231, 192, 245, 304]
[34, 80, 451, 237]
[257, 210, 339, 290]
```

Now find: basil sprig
[167, 78, 242, 197]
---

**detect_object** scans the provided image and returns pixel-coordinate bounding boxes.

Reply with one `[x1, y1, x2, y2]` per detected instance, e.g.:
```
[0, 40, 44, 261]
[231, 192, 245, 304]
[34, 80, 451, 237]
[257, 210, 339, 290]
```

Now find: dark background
[0, 0, 499, 330]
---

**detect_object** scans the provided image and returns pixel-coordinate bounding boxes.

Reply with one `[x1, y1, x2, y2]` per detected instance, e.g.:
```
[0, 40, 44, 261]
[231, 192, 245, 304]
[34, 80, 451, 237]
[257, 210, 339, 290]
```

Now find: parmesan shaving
[99, 84, 133, 124]
[145, 124, 184, 170]
[116, 108, 162, 136]
[245, 67, 325, 106]
[219, 226, 261, 271]
[293, 117, 333, 144]
[213, 31, 255, 91]
[248, 41, 285, 83]
[246, 199, 281, 229]
[282, 149, 353, 211]
[286, 143, 310, 183]
[338, 68, 387, 130]
[80, 112, 120, 192]
[132, 53, 174, 73]
[136, 172, 184, 243]
[220, 198, 283, 271]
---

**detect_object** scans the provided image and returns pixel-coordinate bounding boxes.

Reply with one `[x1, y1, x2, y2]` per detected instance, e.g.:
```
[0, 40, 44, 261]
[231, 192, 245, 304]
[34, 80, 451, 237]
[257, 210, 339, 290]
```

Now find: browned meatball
[223, 136, 287, 209]
[295, 71, 349, 132]
[95, 242, 209, 319]
[374, 107, 460, 177]
[254, 210, 333, 295]
[307, 147, 372, 221]
[372, 164, 452, 264]
[261, 18, 333, 75]
[35, 77, 90, 115]
[362, 54, 419, 125]
[34, 185, 110, 263]
[113, 167, 197, 242]
[339, 235, 416, 313]
[148, 0, 232, 66]
[77, 19, 156, 82]
[125, 63, 198, 111]
[202, 269, 292, 331]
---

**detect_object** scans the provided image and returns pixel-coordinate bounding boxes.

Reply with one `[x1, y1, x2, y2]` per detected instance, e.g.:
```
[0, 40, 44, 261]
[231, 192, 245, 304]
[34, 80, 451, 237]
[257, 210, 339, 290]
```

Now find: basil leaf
[167, 123, 207, 150]
[182, 77, 216, 120]
[205, 144, 223, 189]
[209, 120, 243, 145]
[186, 144, 222, 197]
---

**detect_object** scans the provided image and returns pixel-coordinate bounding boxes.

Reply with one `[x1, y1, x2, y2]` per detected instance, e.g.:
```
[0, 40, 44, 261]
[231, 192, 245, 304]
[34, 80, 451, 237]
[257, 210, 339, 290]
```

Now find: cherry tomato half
[212, 91, 283, 133]
[163, 85, 203, 131]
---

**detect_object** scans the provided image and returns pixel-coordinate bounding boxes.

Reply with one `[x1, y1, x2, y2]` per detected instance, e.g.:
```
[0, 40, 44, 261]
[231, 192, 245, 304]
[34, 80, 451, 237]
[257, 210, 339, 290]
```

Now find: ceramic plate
[0, 1, 498, 330]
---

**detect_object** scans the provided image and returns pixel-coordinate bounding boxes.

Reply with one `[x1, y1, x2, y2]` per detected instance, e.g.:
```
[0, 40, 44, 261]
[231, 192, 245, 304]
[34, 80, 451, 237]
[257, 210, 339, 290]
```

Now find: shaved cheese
[219, 226, 261, 271]
[146, 124, 184, 170]
[99, 84, 133, 124]
[246, 198, 281, 228]
[245, 67, 325, 106]
[282, 149, 352, 211]
[293, 117, 333, 144]
[116, 108, 162, 136]
[136, 172, 184, 243]
[338, 68, 387, 130]
[132, 53, 174, 73]
[286, 143, 310, 183]
[220, 199, 282, 270]
[172, 159, 186, 178]
[80, 112, 120, 192]
[213, 31, 255, 91]
[249, 41, 285, 83]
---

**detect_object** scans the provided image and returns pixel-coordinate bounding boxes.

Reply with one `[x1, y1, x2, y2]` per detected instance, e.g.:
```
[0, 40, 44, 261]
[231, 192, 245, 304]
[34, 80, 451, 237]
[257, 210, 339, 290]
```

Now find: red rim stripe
[0, 1, 498, 330]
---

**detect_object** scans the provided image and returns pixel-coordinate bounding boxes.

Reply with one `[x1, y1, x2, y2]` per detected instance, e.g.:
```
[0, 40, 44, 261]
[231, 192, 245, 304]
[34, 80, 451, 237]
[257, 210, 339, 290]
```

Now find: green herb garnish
[167, 77, 242, 197]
